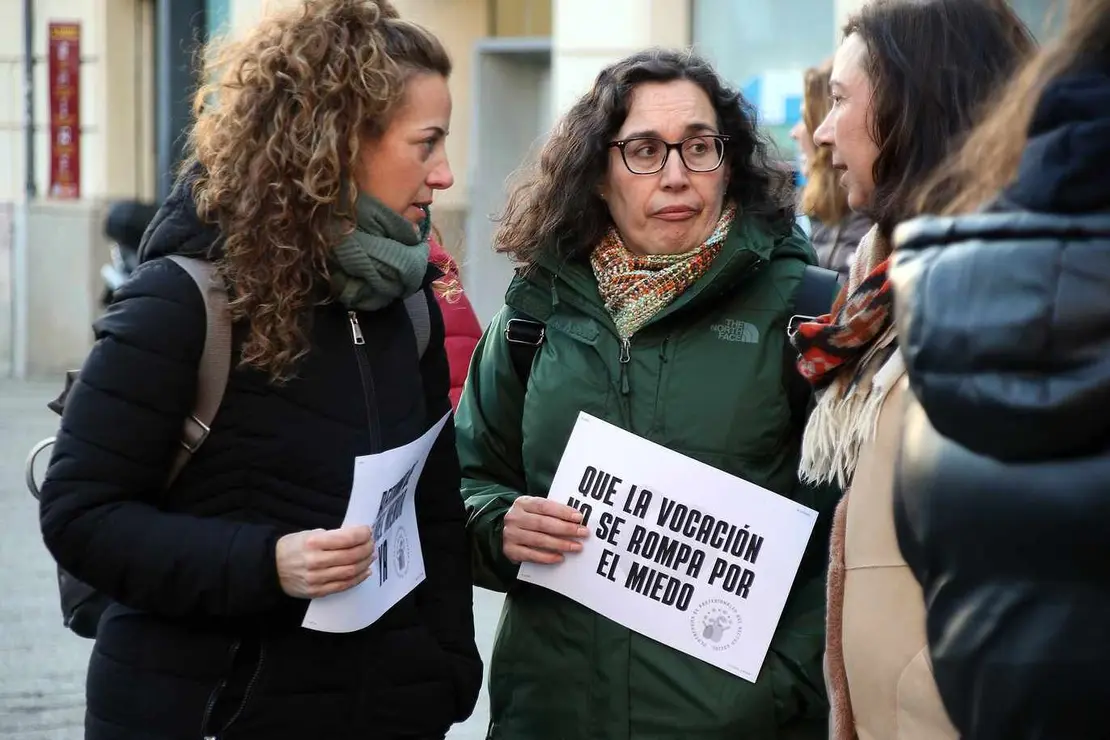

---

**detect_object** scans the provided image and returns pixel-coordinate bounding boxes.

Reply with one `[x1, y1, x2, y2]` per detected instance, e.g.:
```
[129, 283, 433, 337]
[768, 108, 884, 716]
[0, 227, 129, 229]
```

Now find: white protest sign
[517, 413, 818, 682]
[303, 412, 450, 633]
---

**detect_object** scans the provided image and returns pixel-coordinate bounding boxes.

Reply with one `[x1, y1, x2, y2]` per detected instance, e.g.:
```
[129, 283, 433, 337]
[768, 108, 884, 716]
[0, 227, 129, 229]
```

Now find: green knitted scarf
[329, 192, 431, 311]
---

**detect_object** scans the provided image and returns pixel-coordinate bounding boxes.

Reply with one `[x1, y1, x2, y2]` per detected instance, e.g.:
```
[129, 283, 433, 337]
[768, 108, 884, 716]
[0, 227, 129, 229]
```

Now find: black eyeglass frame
[607, 134, 731, 175]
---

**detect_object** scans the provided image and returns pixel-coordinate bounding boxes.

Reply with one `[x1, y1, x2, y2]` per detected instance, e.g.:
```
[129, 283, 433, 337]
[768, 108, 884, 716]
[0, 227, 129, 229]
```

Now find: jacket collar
[508, 216, 800, 328]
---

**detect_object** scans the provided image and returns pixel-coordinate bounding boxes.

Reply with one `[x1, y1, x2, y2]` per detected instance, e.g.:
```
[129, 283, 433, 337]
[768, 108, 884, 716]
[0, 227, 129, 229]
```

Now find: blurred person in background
[790, 0, 1035, 738]
[891, 0, 1110, 736]
[791, 60, 872, 282]
[427, 226, 481, 410]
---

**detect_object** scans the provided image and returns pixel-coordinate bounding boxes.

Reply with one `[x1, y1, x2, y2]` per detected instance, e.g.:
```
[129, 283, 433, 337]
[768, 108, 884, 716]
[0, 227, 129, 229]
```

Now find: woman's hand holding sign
[503, 496, 590, 564]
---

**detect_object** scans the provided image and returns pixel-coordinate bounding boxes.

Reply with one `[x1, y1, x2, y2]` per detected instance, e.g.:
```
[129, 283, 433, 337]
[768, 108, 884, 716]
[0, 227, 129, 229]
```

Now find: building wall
[552, 0, 690, 119]
[0, 0, 155, 377]
[0, 0, 155, 203]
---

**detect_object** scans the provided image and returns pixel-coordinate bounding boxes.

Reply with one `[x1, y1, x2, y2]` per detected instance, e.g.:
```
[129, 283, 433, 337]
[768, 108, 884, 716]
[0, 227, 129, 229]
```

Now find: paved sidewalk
[0, 379, 498, 739]
[0, 380, 89, 739]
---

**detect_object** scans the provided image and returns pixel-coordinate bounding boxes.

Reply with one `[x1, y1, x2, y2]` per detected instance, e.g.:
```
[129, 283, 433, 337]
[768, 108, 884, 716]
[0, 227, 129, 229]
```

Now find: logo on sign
[690, 599, 742, 651]
[394, 527, 411, 578]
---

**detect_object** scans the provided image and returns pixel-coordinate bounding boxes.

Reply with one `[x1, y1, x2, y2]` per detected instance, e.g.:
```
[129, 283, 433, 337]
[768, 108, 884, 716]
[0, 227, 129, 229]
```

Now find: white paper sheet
[302, 412, 450, 633]
[518, 413, 818, 682]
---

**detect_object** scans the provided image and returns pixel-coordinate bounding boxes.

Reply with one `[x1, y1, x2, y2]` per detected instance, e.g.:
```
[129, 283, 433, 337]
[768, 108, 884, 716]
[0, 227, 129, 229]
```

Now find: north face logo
[711, 319, 760, 343]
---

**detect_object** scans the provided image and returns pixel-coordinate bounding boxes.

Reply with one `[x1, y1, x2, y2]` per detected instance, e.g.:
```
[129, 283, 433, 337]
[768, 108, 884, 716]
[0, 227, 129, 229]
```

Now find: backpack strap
[783, 264, 841, 427]
[25, 257, 233, 500]
[787, 264, 841, 338]
[404, 291, 431, 359]
[504, 312, 545, 387]
[165, 256, 232, 487]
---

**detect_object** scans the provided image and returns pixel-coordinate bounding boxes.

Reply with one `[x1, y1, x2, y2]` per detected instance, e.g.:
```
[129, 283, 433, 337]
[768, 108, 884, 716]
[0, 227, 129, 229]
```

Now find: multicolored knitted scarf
[591, 203, 736, 339]
[790, 225, 897, 487]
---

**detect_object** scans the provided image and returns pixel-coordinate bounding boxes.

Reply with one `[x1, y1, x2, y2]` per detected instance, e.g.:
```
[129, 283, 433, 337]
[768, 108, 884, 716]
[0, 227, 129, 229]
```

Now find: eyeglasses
[608, 134, 730, 175]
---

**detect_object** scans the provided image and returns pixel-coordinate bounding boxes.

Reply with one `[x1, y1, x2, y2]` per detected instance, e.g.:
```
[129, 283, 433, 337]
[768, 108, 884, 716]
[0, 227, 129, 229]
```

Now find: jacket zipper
[618, 338, 631, 395]
[618, 338, 634, 426]
[610, 256, 764, 423]
[652, 337, 671, 430]
[200, 640, 240, 739]
[215, 644, 266, 736]
[349, 311, 383, 451]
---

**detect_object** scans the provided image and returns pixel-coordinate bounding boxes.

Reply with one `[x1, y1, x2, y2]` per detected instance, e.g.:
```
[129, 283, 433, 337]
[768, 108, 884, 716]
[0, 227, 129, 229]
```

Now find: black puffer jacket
[38, 178, 482, 739]
[890, 70, 1110, 740]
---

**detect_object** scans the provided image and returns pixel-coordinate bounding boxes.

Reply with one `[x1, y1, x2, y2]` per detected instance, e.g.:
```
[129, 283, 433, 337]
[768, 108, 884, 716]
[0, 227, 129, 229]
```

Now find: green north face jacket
[456, 218, 838, 740]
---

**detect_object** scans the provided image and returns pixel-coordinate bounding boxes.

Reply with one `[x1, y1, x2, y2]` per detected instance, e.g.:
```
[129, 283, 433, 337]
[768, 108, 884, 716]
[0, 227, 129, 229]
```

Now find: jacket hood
[892, 210, 1110, 462]
[1003, 70, 1110, 214]
[138, 170, 221, 264]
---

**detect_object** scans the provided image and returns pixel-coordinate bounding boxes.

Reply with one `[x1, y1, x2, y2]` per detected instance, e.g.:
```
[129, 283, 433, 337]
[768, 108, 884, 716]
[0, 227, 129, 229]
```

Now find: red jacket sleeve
[429, 239, 482, 410]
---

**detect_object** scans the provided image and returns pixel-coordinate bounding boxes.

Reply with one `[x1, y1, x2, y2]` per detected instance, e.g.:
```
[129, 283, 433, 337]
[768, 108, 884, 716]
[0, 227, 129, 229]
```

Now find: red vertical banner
[48, 22, 81, 199]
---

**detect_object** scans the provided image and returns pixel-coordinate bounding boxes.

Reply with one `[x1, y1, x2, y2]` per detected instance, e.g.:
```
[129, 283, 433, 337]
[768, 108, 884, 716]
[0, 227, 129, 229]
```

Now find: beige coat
[825, 371, 957, 740]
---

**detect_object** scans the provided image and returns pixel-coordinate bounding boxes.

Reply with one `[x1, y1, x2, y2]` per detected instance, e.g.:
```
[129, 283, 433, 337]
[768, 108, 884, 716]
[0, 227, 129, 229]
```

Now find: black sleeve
[413, 286, 483, 720]
[39, 258, 286, 619]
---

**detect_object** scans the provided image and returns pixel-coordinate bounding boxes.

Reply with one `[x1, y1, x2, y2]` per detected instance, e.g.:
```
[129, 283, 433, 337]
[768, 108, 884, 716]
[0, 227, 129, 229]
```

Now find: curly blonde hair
[186, 0, 450, 382]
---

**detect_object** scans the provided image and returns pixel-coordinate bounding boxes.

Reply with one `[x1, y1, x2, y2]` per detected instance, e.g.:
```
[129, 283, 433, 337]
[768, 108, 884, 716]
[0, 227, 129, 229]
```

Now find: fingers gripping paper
[303, 413, 450, 633]
[517, 413, 818, 682]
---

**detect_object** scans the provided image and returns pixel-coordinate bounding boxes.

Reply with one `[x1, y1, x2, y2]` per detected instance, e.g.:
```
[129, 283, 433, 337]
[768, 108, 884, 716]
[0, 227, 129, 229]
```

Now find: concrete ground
[0, 379, 500, 739]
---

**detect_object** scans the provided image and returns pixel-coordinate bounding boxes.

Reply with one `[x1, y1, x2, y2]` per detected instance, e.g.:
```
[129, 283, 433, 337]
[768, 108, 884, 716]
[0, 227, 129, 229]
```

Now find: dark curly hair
[186, 0, 450, 382]
[495, 48, 795, 265]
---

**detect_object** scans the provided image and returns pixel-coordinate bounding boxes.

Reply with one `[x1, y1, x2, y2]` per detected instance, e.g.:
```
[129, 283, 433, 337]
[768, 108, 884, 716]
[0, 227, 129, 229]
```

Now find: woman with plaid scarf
[789, 1, 1035, 738]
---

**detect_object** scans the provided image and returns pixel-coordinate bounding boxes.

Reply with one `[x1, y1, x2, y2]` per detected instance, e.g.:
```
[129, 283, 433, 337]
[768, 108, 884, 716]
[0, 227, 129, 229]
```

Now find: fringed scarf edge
[799, 340, 905, 489]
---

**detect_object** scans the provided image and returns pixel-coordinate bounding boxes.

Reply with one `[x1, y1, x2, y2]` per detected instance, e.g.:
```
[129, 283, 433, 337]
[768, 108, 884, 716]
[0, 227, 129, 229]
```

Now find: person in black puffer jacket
[889, 1, 1110, 737]
[37, 2, 481, 738]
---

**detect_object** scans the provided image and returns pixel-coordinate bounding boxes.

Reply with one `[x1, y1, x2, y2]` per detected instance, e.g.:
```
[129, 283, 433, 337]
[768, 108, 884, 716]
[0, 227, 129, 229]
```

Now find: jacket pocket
[201, 636, 267, 738]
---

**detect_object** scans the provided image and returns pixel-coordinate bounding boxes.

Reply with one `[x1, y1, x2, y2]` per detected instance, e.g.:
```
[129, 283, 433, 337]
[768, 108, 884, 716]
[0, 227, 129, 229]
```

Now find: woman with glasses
[455, 49, 837, 738]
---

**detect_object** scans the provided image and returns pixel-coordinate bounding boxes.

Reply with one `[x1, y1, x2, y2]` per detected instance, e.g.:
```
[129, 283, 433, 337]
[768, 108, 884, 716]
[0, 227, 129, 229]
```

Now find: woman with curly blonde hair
[37, 1, 481, 738]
